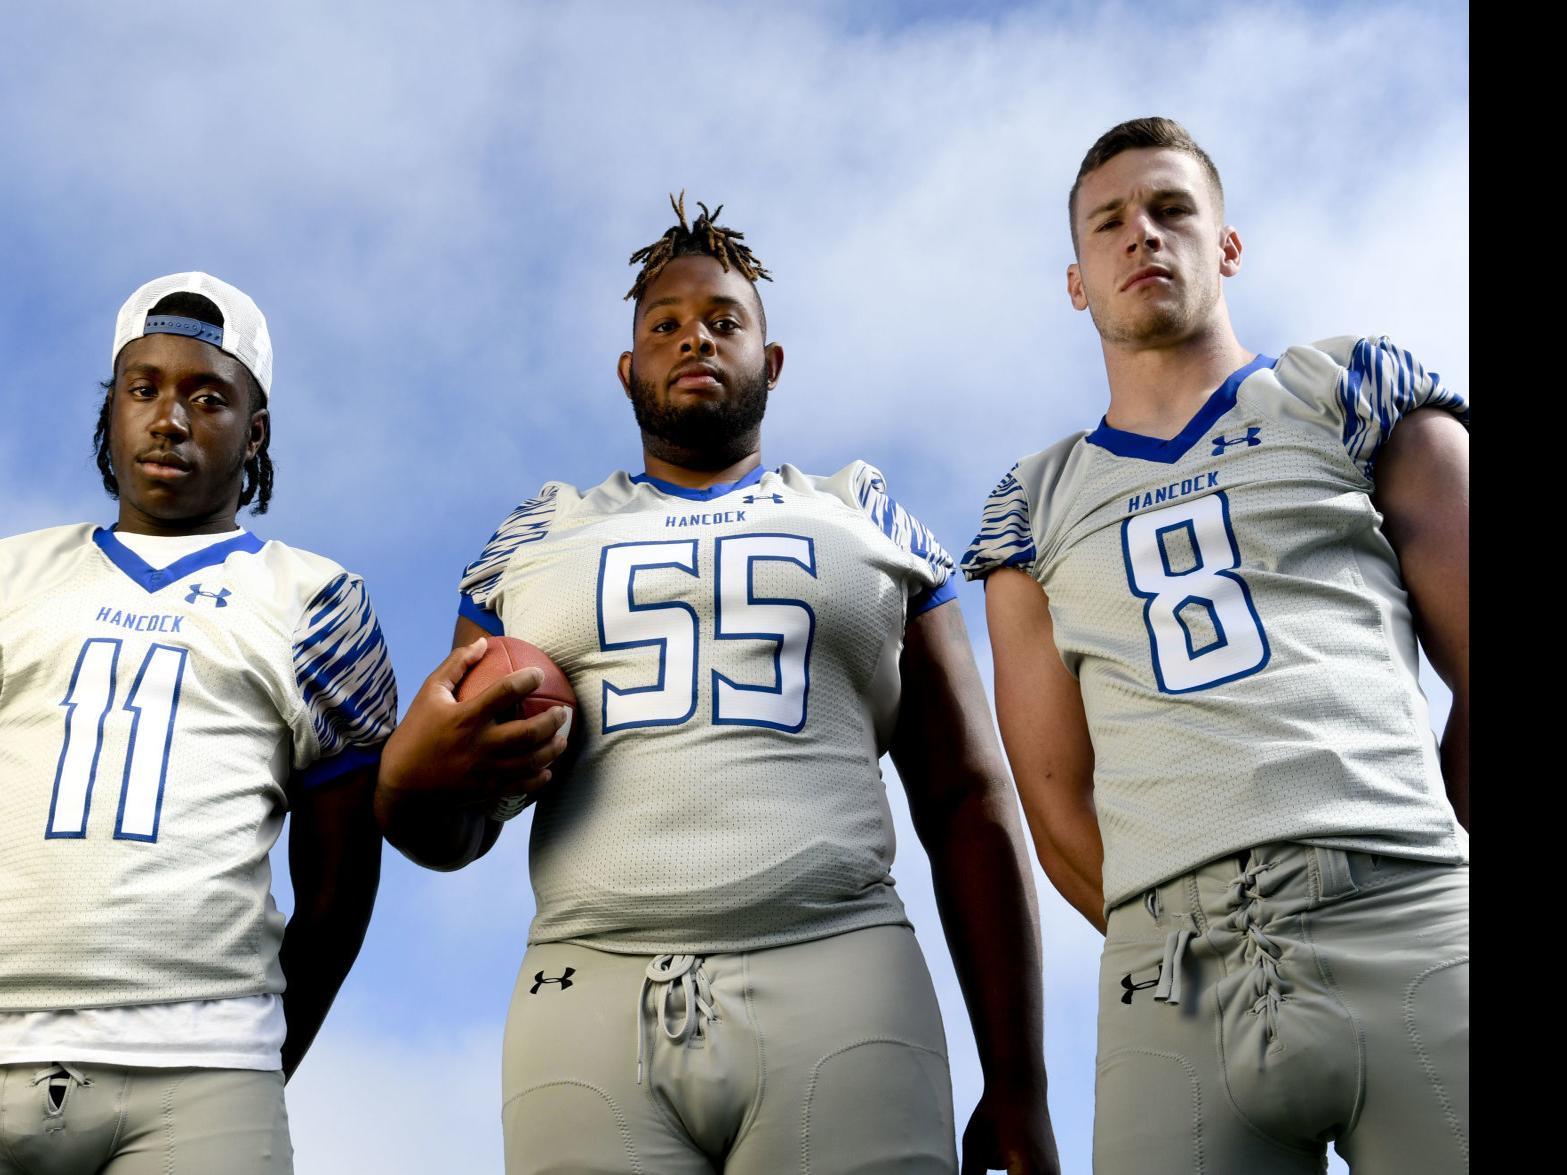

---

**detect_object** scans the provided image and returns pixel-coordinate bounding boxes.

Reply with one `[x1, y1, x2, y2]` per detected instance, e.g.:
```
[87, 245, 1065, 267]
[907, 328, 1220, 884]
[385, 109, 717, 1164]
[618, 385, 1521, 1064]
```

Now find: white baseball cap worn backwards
[113, 272, 274, 399]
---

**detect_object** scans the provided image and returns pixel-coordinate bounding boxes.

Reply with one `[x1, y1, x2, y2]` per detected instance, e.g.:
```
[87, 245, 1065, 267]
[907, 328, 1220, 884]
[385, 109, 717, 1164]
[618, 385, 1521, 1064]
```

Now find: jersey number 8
[1121, 492, 1270, 694]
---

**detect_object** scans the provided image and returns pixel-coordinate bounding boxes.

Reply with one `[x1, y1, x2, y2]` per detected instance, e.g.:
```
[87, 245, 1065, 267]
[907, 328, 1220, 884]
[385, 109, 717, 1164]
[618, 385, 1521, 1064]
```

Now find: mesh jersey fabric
[962, 336, 1469, 909]
[460, 461, 955, 953]
[0, 525, 397, 1010]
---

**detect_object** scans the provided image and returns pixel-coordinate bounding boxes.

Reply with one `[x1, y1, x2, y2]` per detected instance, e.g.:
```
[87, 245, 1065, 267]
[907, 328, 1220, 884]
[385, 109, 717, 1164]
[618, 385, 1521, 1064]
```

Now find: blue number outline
[45, 638, 122, 839]
[711, 533, 818, 732]
[1121, 490, 1270, 695]
[114, 643, 189, 842]
[597, 540, 701, 733]
[1173, 595, 1228, 659]
[1156, 518, 1201, 577]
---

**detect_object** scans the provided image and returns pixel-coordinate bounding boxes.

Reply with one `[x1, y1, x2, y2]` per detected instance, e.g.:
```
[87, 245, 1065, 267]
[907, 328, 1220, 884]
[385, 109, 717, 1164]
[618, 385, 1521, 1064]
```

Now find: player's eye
[650, 319, 676, 334]
[713, 317, 739, 332]
[1162, 205, 1190, 217]
[1096, 218, 1121, 232]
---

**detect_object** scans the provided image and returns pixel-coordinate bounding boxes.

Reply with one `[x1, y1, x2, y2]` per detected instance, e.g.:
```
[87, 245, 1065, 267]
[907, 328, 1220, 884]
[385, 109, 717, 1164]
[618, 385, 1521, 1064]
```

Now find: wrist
[980, 1056, 1049, 1099]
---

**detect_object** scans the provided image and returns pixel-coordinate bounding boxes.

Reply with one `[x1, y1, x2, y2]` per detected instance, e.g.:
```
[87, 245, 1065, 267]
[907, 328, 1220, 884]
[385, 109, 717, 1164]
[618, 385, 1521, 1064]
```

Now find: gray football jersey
[963, 337, 1469, 909]
[0, 526, 397, 1010]
[459, 462, 955, 953]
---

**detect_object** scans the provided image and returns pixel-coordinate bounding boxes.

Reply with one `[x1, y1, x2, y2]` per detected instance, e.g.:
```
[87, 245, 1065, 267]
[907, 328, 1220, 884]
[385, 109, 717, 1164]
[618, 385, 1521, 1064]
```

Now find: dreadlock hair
[94, 291, 274, 514]
[625, 192, 773, 330]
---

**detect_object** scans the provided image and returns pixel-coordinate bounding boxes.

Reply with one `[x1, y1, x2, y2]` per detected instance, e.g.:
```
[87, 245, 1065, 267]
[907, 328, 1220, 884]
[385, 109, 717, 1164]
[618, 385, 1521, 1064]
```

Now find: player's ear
[764, 342, 784, 389]
[247, 408, 268, 462]
[1219, 226, 1243, 277]
[616, 351, 633, 397]
[1067, 262, 1089, 312]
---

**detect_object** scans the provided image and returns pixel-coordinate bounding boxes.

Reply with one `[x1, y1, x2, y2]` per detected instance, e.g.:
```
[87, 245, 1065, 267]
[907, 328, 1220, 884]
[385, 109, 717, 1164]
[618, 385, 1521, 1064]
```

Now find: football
[457, 635, 576, 741]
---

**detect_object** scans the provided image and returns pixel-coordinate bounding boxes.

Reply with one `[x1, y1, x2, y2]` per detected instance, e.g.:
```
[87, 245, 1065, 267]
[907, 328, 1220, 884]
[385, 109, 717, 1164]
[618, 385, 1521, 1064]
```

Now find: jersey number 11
[46, 638, 188, 842]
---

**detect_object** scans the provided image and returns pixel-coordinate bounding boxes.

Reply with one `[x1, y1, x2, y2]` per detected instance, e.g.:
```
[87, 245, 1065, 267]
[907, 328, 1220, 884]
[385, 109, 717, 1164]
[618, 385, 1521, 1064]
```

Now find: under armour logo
[742, 493, 785, 504]
[185, 584, 231, 607]
[1211, 427, 1262, 456]
[530, 967, 576, 994]
[1120, 966, 1162, 1004]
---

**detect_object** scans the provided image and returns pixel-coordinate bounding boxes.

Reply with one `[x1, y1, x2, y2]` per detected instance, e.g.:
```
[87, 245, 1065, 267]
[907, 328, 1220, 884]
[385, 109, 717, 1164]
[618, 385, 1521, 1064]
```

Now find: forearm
[277, 885, 377, 1078]
[1024, 794, 1107, 933]
[373, 777, 497, 870]
[373, 631, 561, 870]
[1442, 689, 1469, 830]
[918, 788, 1048, 1092]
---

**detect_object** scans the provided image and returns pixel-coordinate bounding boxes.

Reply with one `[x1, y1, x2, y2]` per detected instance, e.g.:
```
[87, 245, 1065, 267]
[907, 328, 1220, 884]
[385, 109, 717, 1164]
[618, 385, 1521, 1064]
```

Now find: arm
[891, 601, 1060, 1175]
[279, 764, 382, 1079]
[374, 615, 570, 870]
[1372, 407, 1469, 828]
[984, 568, 1106, 932]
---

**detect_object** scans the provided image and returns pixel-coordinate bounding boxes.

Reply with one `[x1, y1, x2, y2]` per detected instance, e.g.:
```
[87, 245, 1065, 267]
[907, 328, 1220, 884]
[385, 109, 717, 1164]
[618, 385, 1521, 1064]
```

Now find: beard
[629, 360, 770, 471]
[1089, 275, 1222, 348]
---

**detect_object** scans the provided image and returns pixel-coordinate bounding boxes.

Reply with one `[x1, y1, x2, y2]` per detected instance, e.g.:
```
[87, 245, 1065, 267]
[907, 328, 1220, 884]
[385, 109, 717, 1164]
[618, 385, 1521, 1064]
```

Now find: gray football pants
[1095, 844, 1469, 1174]
[501, 924, 957, 1174]
[0, 1064, 290, 1174]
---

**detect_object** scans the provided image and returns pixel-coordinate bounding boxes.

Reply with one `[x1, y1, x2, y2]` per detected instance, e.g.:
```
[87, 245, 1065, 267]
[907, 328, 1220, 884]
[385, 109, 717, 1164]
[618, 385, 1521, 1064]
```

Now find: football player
[378, 197, 1060, 1174]
[964, 118, 1469, 1172]
[0, 274, 397, 1174]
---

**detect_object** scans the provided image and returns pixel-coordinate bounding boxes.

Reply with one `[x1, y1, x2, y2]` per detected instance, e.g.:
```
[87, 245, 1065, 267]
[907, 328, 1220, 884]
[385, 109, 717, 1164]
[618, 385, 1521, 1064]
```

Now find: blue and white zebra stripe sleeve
[961, 464, 1036, 581]
[457, 486, 561, 634]
[1338, 336, 1469, 481]
[291, 573, 399, 788]
[848, 463, 956, 616]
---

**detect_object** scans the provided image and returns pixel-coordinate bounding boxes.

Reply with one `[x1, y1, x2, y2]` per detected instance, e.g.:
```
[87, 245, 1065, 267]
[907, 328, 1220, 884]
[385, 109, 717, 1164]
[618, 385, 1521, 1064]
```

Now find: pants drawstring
[31, 1063, 91, 1120]
[635, 954, 717, 1085]
[1153, 928, 1194, 1005]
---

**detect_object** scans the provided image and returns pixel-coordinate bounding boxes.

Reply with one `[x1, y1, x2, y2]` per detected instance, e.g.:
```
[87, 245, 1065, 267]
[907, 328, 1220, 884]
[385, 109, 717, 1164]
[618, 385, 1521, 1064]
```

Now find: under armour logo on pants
[530, 967, 576, 994]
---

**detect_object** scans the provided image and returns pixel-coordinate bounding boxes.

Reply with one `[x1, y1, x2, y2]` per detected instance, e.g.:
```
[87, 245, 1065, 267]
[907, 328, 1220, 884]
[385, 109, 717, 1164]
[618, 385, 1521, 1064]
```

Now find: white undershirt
[111, 525, 245, 562]
[0, 527, 283, 1071]
[0, 998, 285, 1070]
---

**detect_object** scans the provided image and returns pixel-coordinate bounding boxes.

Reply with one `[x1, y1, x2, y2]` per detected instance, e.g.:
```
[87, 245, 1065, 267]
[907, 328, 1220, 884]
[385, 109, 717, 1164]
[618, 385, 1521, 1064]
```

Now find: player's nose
[1127, 226, 1161, 254]
[1124, 208, 1162, 254]
[679, 322, 716, 355]
[147, 393, 191, 440]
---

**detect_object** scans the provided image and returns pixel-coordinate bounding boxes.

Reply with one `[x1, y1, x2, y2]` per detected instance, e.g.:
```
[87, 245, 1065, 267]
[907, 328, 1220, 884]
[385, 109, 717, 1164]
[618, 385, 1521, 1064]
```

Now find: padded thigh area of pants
[502, 1080, 678, 1175]
[1094, 1048, 1204, 1174]
[800, 1039, 953, 1174]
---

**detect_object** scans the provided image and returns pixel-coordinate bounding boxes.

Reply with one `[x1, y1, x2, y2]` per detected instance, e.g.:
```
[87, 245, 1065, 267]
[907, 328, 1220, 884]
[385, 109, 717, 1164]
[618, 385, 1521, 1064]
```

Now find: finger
[481, 724, 570, 773]
[425, 638, 489, 696]
[469, 667, 548, 719]
[491, 767, 552, 800]
[450, 768, 551, 813]
[486, 704, 570, 747]
[475, 735, 567, 776]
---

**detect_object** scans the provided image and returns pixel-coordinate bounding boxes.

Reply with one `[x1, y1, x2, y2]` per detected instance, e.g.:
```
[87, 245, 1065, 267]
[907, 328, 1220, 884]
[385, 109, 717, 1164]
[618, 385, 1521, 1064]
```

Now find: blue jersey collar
[93, 527, 264, 593]
[630, 465, 768, 501]
[1086, 355, 1276, 464]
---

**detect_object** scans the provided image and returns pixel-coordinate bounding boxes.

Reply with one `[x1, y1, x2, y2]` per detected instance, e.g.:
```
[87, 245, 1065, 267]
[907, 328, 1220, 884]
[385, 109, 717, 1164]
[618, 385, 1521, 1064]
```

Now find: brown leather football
[456, 635, 576, 738]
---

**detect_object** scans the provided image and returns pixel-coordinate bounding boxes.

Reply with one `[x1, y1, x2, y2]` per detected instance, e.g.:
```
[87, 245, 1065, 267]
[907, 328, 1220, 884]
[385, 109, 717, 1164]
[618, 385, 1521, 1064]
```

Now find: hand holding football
[455, 636, 577, 820]
[454, 634, 577, 739]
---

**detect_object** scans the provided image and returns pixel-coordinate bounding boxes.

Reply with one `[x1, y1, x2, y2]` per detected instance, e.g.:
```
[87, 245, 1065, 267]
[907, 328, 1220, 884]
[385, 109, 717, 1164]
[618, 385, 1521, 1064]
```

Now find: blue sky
[1, 2, 1467, 1170]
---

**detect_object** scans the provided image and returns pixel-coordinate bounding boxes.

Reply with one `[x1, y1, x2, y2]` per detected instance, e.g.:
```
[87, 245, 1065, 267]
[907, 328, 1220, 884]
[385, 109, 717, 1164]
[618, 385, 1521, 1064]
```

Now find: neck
[115, 504, 241, 538]
[640, 445, 762, 490]
[1100, 318, 1253, 440]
